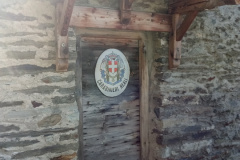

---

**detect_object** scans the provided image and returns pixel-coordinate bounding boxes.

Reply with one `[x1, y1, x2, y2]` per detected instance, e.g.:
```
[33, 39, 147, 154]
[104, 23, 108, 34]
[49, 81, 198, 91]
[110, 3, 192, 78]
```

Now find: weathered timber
[59, 0, 75, 36]
[169, 0, 240, 14]
[79, 37, 140, 160]
[70, 6, 172, 32]
[75, 29, 150, 159]
[120, 0, 135, 24]
[139, 39, 149, 160]
[169, 14, 181, 69]
[56, 3, 69, 71]
[80, 37, 138, 48]
[75, 36, 84, 160]
[176, 11, 198, 41]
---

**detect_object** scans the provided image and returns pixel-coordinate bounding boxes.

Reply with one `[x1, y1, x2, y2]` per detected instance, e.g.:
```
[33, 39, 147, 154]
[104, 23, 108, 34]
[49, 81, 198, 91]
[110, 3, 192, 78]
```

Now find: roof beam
[70, 6, 172, 32]
[169, 0, 240, 14]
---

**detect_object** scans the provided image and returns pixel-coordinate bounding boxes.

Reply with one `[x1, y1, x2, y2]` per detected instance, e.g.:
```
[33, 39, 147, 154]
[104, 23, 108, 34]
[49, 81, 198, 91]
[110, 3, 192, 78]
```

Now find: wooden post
[76, 36, 84, 160]
[120, 0, 135, 24]
[169, 14, 181, 69]
[56, 0, 75, 72]
[139, 39, 149, 160]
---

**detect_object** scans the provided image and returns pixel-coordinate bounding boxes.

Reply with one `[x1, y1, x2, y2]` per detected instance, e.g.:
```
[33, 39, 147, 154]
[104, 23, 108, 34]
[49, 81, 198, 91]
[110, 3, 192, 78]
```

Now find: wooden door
[80, 37, 140, 160]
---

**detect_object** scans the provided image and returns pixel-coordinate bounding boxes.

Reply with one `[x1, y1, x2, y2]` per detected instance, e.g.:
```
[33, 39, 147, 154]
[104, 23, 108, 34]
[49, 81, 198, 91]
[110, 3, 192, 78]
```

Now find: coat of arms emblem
[95, 49, 130, 97]
[100, 52, 125, 85]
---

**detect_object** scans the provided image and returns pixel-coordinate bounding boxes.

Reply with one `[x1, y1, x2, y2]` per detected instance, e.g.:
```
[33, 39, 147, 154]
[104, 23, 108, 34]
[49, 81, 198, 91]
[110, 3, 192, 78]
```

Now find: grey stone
[41, 75, 74, 84]
[8, 40, 55, 49]
[58, 87, 75, 94]
[194, 87, 208, 94]
[0, 125, 20, 132]
[0, 32, 47, 37]
[35, 23, 55, 30]
[6, 51, 36, 59]
[12, 143, 78, 159]
[0, 64, 55, 77]
[18, 86, 58, 94]
[0, 140, 39, 149]
[0, 101, 23, 108]
[52, 95, 75, 104]
[60, 133, 78, 141]
[154, 107, 160, 119]
[4, 110, 38, 119]
[38, 114, 62, 128]
[0, 127, 77, 138]
[0, 10, 36, 21]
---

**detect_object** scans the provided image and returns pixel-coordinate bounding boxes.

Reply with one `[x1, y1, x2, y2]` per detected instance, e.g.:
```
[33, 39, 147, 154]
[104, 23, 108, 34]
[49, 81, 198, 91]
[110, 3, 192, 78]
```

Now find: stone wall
[0, 0, 79, 159]
[150, 5, 240, 160]
[0, 0, 240, 160]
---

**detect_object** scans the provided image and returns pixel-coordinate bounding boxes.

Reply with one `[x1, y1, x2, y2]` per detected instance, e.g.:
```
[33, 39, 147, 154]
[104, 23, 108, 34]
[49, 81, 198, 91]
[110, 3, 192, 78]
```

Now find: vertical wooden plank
[75, 36, 83, 160]
[139, 39, 149, 160]
[169, 14, 181, 69]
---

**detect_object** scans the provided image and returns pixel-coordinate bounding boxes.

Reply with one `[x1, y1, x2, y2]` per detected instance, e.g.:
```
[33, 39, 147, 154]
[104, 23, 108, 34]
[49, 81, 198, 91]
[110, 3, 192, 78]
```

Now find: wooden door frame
[75, 29, 150, 160]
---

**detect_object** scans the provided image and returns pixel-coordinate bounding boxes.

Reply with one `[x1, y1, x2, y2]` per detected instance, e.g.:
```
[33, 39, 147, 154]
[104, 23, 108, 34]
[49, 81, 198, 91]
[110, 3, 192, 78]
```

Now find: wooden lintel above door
[70, 6, 172, 32]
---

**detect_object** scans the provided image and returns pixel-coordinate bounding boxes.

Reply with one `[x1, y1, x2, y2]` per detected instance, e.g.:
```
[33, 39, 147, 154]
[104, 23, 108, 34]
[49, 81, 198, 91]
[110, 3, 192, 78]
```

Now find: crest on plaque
[95, 49, 130, 97]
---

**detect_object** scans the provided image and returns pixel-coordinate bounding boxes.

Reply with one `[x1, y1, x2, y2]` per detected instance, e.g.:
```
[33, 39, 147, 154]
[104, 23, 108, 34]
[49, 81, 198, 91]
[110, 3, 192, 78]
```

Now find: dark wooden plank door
[80, 37, 140, 160]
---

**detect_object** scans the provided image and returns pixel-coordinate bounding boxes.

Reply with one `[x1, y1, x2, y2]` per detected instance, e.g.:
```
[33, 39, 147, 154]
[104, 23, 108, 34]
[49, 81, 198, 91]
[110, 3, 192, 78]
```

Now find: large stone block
[38, 114, 62, 128]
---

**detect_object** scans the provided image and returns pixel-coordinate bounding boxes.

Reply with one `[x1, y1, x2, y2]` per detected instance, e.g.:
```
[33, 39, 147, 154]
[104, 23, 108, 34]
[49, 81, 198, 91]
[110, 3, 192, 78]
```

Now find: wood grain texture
[169, 0, 240, 14]
[176, 11, 198, 41]
[75, 36, 84, 160]
[80, 37, 138, 48]
[56, 3, 69, 72]
[59, 0, 76, 36]
[169, 14, 181, 69]
[119, 0, 135, 24]
[80, 38, 140, 160]
[139, 40, 149, 160]
[70, 6, 171, 32]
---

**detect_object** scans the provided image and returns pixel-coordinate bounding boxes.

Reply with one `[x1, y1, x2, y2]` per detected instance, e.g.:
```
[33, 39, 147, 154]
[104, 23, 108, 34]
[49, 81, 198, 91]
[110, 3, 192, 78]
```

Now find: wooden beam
[176, 11, 198, 41]
[70, 6, 172, 32]
[59, 0, 75, 36]
[139, 39, 149, 160]
[120, 0, 135, 24]
[76, 36, 84, 160]
[56, 3, 68, 72]
[169, 14, 181, 69]
[55, 0, 75, 72]
[169, 0, 240, 14]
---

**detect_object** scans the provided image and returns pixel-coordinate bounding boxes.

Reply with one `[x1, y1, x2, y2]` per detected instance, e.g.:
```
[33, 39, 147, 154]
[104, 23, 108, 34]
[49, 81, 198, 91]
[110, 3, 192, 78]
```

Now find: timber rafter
[55, 0, 240, 71]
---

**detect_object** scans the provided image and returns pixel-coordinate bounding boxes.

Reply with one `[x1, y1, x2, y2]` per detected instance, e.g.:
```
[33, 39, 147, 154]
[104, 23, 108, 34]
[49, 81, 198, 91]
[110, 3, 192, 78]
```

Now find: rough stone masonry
[150, 5, 240, 160]
[0, 0, 240, 160]
[0, 0, 78, 159]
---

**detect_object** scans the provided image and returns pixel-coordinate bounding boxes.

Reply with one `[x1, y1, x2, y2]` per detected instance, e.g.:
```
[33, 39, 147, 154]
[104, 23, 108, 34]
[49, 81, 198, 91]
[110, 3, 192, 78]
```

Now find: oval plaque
[95, 49, 130, 97]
